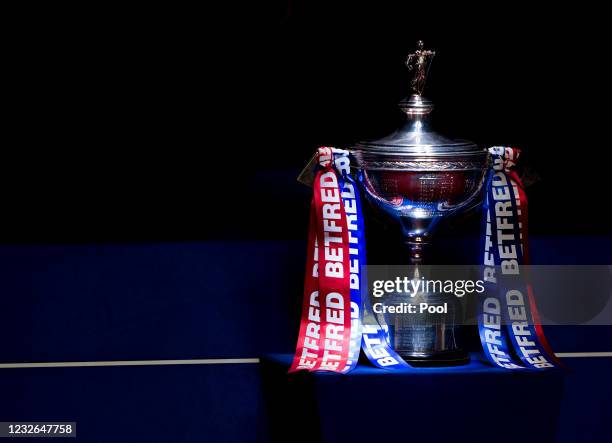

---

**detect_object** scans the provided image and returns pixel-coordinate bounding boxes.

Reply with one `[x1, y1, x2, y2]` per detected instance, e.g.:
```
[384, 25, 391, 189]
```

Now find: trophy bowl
[351, 43, 489, 365]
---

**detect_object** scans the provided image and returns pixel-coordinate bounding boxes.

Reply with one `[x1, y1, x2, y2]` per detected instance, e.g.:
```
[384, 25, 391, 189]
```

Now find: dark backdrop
[4, 2, 610, 242]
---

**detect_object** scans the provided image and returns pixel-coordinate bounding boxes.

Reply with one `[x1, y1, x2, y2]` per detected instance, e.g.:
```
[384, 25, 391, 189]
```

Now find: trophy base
[398, 349, 470, 367]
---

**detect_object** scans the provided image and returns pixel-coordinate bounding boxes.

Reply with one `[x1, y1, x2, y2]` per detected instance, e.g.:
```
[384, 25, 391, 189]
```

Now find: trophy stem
[398, 236, 470, 367]
[406, 238, 427, 265]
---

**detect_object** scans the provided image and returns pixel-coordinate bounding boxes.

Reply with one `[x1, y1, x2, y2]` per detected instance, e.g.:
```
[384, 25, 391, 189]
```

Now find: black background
[4, 2, 610, 242]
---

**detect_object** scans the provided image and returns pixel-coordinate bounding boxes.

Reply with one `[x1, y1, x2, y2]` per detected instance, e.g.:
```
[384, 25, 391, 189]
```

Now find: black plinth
[260, 353, 564, 443]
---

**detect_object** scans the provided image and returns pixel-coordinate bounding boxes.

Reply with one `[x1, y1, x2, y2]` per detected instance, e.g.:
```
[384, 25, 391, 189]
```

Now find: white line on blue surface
[0, 358, 260, 369]
[555, 352, 612, 358]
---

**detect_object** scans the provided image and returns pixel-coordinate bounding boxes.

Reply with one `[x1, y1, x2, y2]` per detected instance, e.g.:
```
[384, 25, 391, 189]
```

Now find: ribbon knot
[317, 146, 335, 170]
[489, 146, 521, 173]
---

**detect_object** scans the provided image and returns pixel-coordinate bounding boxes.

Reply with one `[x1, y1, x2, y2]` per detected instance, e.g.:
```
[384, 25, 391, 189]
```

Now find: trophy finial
[406, 40, 435, 96]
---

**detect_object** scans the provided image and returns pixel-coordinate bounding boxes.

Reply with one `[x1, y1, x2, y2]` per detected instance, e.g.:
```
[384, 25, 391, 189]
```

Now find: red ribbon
[289, 147, 353, 373]
[507, 153, 562, 367]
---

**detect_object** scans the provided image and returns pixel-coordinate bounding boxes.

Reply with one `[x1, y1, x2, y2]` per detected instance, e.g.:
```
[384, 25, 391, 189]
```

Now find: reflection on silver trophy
[352, 41, 489, 365]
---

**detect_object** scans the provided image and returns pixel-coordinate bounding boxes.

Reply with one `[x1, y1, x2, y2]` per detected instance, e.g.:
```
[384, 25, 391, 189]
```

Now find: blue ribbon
[330, 150, 409, 370]
[478, 147, 558, 370]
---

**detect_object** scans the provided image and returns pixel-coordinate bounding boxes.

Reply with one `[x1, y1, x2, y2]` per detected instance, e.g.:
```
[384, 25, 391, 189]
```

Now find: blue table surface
[263, 352, 532, 376]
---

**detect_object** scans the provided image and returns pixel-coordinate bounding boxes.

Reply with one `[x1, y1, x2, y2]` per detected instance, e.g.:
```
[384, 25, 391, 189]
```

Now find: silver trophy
[352, 41, 489, 365]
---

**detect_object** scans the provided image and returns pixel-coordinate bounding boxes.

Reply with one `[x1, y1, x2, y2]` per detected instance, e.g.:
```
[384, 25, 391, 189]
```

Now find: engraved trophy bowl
[351, 42, 489, 366]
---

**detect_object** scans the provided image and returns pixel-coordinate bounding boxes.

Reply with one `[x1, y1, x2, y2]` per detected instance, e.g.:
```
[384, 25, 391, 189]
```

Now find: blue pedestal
[261, 353, 564, 443]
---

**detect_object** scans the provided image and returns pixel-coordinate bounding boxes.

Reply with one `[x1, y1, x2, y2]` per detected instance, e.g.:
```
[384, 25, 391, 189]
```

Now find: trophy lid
[353, 41, 484, 166]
